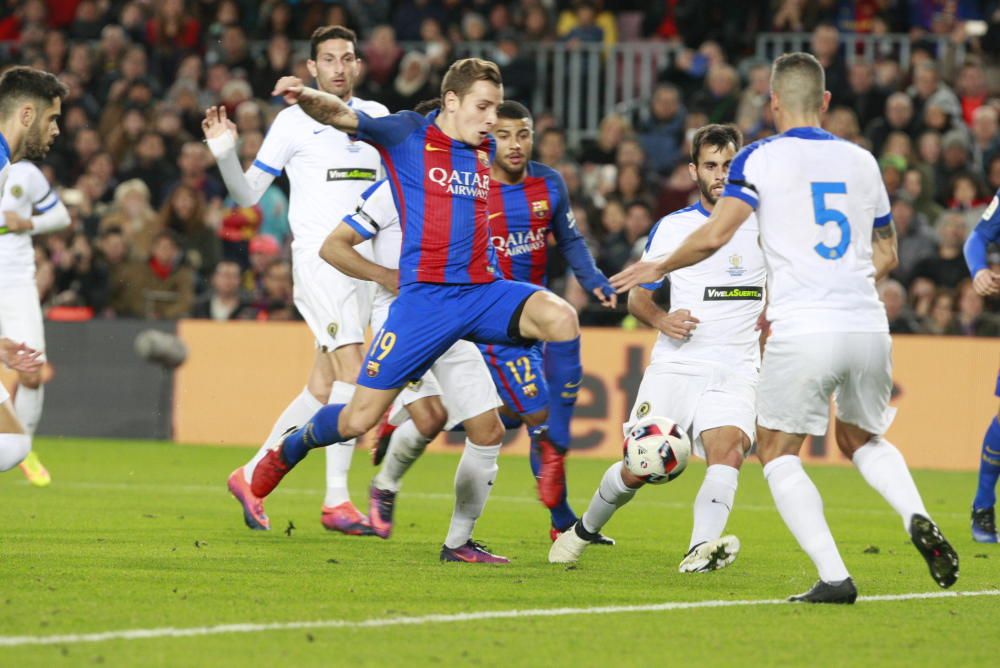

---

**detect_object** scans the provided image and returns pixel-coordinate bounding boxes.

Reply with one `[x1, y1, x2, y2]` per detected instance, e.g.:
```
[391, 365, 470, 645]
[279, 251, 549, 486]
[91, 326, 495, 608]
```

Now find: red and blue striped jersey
[353, 110, 496, 286]
[487, 161, 607, 292]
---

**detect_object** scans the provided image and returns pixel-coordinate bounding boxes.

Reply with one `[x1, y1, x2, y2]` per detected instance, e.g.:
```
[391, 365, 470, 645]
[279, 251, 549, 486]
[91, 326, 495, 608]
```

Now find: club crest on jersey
[531, 200, 549, 218]
[428, 168, 489, 200]
[522, 383, 538, 398]
[9, 184, 22, 198]
[477, 150, 489, 168]
[727, 254, 746, 277]
[636, 401, 651, 418]
[327, 322, 339, 338]
[366, 361, 380, 377]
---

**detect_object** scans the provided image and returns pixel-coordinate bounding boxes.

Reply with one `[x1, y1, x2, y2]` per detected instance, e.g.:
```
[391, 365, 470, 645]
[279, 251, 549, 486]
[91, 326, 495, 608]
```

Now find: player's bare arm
[628, 287, 699, 340]
[273, 76, 359, 132]
[872, 222, 899, 282]
[611, 196, 753, 293]
[320, 224, 398, 295]
[0, 338, 43, 373]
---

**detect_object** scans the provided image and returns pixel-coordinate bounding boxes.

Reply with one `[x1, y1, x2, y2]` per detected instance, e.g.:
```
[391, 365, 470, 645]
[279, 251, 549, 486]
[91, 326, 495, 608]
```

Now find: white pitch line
[1, 590, 997, 648]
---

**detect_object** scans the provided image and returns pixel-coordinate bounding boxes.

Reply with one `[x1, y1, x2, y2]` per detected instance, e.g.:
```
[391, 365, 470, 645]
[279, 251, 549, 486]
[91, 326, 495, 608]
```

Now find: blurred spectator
[253, 258, 297, 321]
[912, 213, 973, 290]
[901, 168, 943, 223]
[824, 106, 862, 143]
[810, 24, 849, 104]
[493, 32, 535, 106]
[866, 93, 917, 156]
[120, 132, 178, 207]
[51, 233, 109, 312]
[878, 279, 922, 334]
[936, 130, 973, 204]
[559, 1, 606, 46]
[114, 230, 195, 319]
[382, 52, 435, 112]
[536, 127, 567, 168]
[99, 180, 161, 261]
[970, 105, 1000, 179]
[891, 196, 938, 285]
[955, 61, 988, 126]
[844, 62, 886, 131]
[191, 260, 254, 320]
[362, 24, 402, 90]
[908, 62, 962, 128]
[736, 62, 771, 136]
[689, 64, 740, 124]
[580, 113, 631, 166]
[956, 280, 1000, 336]
[168, 142, 225, 204]
[159, 184, 221, 279]
[921, 289, 960, 335]
[244, 234, 281, 293]
[636, 83, 686, 175]
[252, 34, 293, 101]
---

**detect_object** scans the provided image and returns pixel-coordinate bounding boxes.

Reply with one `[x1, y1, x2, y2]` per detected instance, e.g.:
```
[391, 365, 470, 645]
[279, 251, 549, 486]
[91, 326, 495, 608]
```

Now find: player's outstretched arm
[872, 222, 899, 282]
[0, 338, 43, 373]
[320, 224, 398, 295]
[273, 76, 359, 132]
[203, 106, 276, 208]
[611, 196, 752, 292]
[628, 287, 699, 340]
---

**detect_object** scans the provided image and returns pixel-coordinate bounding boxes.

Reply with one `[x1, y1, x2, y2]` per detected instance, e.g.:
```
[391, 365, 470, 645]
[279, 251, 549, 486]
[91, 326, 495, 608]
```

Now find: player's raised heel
[971, 507, 998, 543]
[534, 430, 567, 508]
[548, 522, 594, 563]
[249, 431, 298, 498]
[678, 535, 740, 573]
[440, 540, 510, 563]
[19, 450, 51, 487]
[788, 578, 858, 604]
[227, 466, 270, 531]
[909, 513, 959, 588]
[368, 485, 397, 539]
[321, 501, 376, 536]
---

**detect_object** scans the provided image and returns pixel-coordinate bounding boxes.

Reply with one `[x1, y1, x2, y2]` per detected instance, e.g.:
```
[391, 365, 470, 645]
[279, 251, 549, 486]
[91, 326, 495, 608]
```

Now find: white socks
[373, 419, 433, 493]
[0, 433, 31, 471]
[764, 455, 850, 583]
[581, 461, 637, 534]
[444, 440, 501, 549]
[244, 387, 323, 483]
[14, 385, 43, 435]
[323, 381, 357, 508]
[690, 464, 739, 550]
[852, 438, 928, 530]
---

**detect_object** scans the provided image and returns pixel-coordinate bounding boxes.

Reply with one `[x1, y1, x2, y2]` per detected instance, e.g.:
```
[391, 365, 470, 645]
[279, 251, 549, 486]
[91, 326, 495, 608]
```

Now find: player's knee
[468, 413, 505, 445]
[17, 371, 42, 389]
[707, 443, 745, 469]
[413, 403, 447, 437]
[545, 299, 580, 340]
[521, 408, 549, 428]
[341, 411, 376, 439]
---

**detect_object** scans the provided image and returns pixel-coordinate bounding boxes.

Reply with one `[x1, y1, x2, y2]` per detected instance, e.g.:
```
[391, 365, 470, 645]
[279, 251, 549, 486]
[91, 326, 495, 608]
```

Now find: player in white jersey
[324, 172, 513, 554]
[549, 125, 766, 569]
[203, 26, 389, 535]
[612, 53, 958, 603]
[0, 161, 71, 486]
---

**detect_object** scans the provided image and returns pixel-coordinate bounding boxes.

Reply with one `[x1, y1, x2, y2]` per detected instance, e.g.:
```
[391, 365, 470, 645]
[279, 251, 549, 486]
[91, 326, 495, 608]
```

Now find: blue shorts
[359, 280, 543, 390]
[478, 341, 548, 416]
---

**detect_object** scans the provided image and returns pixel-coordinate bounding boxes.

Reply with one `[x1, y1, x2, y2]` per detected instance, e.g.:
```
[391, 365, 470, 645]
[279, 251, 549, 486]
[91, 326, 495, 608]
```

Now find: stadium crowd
[0, 0, 998, 335]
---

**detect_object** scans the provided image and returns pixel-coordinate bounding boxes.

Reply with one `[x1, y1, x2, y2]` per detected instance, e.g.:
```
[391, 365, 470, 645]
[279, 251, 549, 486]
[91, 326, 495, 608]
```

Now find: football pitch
[1, 438, 997, 667]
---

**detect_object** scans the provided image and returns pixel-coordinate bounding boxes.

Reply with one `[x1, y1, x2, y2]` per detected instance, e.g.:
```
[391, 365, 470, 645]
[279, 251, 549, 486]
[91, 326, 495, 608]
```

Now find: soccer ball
[622, 416, 691, 485]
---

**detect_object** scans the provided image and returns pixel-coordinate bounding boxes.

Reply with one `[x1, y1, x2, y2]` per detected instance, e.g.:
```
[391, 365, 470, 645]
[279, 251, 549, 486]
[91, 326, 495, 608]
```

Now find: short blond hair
[441, 58, 502, 100]
[771, 52, 825, 113]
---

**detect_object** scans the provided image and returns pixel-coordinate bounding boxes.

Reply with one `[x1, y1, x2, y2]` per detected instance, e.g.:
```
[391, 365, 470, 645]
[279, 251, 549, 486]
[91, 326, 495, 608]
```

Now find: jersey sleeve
[343, 179, 398, 240]
[638, 216, 684, 289]
[872, 154, 892, 228]
[722, 142, 761, 210]
[353, 111, 425, 148]
[549, 173, 609, 293]
[965, 190, 1000, 275]
[252, 114, 295, 177]
[25, 163, 58, 213]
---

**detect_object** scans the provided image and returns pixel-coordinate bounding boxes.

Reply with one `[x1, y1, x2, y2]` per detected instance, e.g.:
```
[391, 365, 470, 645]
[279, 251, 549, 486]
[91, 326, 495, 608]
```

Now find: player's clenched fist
[272, 76, 305, 104]
[972, 268, 1000, 297]
[201, 106, 237, 141]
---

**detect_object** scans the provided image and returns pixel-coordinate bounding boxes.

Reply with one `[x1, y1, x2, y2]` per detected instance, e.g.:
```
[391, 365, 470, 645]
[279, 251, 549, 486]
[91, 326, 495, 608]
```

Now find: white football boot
[548, 523, 592, 563]
[678, 535, 741, 573]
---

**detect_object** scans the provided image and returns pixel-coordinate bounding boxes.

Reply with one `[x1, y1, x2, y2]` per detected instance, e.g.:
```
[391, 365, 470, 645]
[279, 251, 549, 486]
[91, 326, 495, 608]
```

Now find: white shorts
[626, 360, 757, 459]
[292, 244, 373, 351]
[390, 339, 501, 431]
[756, 332, 894, 437]
[0, 281, 46, 359]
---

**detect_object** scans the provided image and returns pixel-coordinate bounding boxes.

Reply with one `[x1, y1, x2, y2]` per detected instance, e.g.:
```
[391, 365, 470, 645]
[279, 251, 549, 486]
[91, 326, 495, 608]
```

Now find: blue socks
[281, 404, 346, 466]
[543, 337, 582, 451]
[973, 417, 1000, 510]
[530, 427, 577, 531]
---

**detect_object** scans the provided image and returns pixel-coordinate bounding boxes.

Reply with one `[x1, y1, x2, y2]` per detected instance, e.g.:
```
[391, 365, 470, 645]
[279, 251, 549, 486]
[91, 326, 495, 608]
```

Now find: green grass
[1, 438, 997, 667]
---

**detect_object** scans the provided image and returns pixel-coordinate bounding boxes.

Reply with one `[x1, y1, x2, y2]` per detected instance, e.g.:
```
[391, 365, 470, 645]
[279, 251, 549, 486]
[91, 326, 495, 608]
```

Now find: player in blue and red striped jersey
[964, 191, 1000, 543]
[251, 59, 587, 563]
[481, 100, 616, 541]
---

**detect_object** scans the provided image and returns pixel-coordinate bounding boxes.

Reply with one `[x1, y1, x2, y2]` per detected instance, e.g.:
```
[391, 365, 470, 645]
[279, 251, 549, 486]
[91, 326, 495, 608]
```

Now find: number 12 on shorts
[810, 181, 850, 260]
